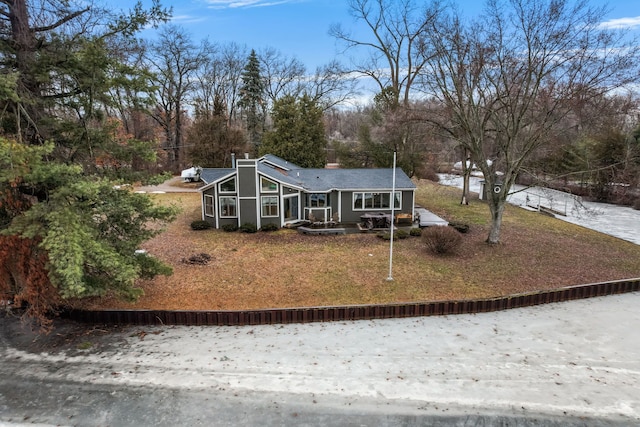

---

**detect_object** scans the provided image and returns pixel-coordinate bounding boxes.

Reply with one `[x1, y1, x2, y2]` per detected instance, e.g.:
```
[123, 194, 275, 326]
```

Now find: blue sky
[115, 0, 640, 71]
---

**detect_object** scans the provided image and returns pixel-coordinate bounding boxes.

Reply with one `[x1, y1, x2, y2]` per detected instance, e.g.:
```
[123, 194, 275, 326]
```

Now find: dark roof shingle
[199, 155, 416, 192]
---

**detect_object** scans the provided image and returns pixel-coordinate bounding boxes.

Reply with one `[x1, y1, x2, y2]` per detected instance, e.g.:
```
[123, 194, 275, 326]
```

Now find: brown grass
[76, 181, 640, 311]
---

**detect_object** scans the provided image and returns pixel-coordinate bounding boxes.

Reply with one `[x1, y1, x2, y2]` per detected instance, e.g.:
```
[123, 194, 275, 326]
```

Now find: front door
[284, 194, 300, 222]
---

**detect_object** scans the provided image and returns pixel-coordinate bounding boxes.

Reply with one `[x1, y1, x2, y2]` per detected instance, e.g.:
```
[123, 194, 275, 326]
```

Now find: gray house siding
[239, 199, 257, 226]
[219, 217, 238, 228]
[260, 217, 280, 228]
[237, 160, 257, 198]
[201, 184, 240, 229]
[340, 191, 359, 224]
[199, 154, 416, 229]
[338, 189, 414, 224]
[201, 187, 216, 227]
[237, 159, 259, 227]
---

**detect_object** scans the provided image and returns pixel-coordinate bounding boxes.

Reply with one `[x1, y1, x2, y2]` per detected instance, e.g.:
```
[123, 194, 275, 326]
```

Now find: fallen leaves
[73, 186, 640, 312]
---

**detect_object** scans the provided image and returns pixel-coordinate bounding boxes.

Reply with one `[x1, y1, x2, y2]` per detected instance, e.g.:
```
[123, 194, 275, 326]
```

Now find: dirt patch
[181, 252, 212, 265]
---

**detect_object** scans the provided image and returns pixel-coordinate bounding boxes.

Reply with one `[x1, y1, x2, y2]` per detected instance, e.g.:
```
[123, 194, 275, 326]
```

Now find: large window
[204, 195, 214, 217]
[219, 177, 236, 193]
[261, 196, 278, 217]
[284, 195, 299, 221]
[309, 193, 327, 207]
[353, 192, 401, 210]
[261, 177, 278, 192]
[219, 196, 237, 217]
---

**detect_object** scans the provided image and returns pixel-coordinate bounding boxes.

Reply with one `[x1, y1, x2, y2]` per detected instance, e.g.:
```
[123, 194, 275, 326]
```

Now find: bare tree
[104, 36, 156, 139]
[330, 0, 443, 177]
[524, 89, 639, 189]
[305, 60, 360, 111]
[218, 42, 248, 124]
[330, 0, 442, 107]
[191, 41, 249, 127]
[191, 40, 221, 120]
[186, 106, 247, 168]
[419, 0, 639, 244]
[259, 49, 358, 112]
[194, 43, 249, 124]
[146, 25, 205, 171]
[259, 47, 306, 105]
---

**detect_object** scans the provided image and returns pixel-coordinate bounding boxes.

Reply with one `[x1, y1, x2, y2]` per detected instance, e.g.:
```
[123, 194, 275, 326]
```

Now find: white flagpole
[387, 151, 396, 282]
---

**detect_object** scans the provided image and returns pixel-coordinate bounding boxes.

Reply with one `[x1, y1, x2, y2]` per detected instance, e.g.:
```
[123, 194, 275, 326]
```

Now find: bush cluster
[395, 229, 409, 239]
[190, 220, 211, 230]
[260, 223, 279, 232]
[239, 223, 258, 233]
[409, 227, 422, 237]
[221, 223, 239, 232]
[422, 225, 463, 255]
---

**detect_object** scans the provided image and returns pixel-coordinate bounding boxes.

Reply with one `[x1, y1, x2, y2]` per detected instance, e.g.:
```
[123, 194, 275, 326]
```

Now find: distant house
[198, 154, 416, 229]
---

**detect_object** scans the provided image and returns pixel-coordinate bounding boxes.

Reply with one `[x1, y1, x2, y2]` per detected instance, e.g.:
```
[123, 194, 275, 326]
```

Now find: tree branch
[32, 7, 90, 33]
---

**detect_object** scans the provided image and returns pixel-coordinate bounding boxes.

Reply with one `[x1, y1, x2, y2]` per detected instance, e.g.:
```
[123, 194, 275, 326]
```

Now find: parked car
[181, 166, 201, 182]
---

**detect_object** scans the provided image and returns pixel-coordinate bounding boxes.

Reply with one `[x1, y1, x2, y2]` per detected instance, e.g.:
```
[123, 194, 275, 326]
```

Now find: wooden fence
[64, 278, 640, 327]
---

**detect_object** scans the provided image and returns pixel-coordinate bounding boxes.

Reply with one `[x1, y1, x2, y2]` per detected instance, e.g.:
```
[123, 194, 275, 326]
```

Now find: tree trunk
[486, 199, 505, 244]
[8, 0, 43, 141]
[461, 169, 470, 205]
[9, 0, 36, 82]
[460, 150, 471, 205]
[174, 104, 182, 171]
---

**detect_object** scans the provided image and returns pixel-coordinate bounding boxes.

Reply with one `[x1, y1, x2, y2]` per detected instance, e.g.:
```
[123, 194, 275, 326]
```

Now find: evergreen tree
[0, 138, 178, 329]
[0, 0, 169, 147]
[238, 49, 266, 151]
[0, 1, 175, 329]
[260, 94, 327, 168]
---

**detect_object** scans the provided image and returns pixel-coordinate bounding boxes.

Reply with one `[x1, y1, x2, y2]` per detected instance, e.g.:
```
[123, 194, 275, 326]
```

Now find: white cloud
[170, 14, 207, 24]
[598, 16, 640, 30]
[203, 0, 298, 9]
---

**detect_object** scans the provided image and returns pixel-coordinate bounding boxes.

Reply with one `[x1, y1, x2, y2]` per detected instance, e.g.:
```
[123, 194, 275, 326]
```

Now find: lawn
[77, 180, 640, 311]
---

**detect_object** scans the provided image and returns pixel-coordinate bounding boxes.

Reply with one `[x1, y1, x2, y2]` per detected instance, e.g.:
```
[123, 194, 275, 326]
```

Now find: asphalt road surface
[1, 292, 639, 426]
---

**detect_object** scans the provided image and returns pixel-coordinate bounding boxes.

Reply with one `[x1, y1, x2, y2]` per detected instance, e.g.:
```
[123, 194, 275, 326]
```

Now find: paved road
[1, 293, 639, 426]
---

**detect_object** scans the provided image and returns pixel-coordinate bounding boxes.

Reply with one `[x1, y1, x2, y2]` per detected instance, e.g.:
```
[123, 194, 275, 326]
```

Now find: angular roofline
[198, 154, 416, 193]
[258, 170, 305, 191]
[197, 170, 236, 192]
[258, 154, 302, 171]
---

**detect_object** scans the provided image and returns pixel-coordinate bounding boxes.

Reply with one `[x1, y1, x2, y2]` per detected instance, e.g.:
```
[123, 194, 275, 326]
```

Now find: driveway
[1, 293, 639, 425]
[135, 176, 200, 193]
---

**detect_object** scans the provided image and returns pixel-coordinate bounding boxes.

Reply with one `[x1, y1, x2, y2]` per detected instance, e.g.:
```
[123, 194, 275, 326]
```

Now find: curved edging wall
[64, 278, 640, 327]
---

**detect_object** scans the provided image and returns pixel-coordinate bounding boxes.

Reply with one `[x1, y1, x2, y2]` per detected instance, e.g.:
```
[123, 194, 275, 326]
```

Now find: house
[198, 154, 416, 230]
